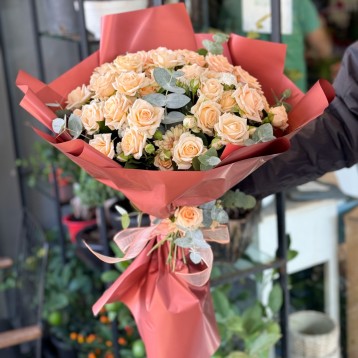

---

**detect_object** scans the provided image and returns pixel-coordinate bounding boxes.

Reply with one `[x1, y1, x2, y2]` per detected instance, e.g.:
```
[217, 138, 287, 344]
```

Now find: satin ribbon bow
[85, 219, 230, 287]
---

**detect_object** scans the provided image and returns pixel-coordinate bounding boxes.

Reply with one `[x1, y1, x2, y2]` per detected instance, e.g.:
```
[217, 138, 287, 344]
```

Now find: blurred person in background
[237, 41, 358, 198]
[218, 0, 333, 92]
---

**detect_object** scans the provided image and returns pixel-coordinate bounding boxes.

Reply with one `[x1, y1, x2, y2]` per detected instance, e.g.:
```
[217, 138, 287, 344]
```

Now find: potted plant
[43, 239, 143, 358]
[210, 189, 259, 263]
[62, 169, 122, 243]
[16, 141, 81, 203]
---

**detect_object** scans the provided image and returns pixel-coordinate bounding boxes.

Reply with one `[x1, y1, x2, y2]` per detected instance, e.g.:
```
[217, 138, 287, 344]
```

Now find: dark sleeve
[237, 41, 358, 198]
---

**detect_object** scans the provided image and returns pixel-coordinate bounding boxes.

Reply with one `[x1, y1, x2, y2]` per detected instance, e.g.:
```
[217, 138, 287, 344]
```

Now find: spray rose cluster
[56, 45, 289, 171]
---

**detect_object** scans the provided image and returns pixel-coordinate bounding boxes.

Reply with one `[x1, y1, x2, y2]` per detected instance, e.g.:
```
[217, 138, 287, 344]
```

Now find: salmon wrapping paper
[16, 4, 334, 357]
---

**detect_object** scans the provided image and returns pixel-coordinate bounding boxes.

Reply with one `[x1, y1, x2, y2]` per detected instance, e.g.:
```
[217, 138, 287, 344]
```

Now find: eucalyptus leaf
[216, 210, 229, 224]
[200, 200, 216, 210]
[68, 113, 83, 139]
[162, 111, 185, 124]
[202, 210, 213, 227]
[213, 33, 229, 44]
[191, 156, 201, 171]
[174, 237, 192, 248]
[172, 70, 184, 78]
[189, 250, 202, 264]
[153, 67, 185, 94]
[52, 117, 66, 134]
[252, 123, 275, 143]
[202, 39, 224, 55]
[166, 93, 191, 109]
[143, 93, 167, 107]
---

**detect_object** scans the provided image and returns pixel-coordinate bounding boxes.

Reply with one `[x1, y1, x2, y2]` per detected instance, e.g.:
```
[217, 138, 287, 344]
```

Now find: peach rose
[200, 69, 220, 82]
[94, 62, 118, 76]
[214, 113, 249, 144]
[149, 47, 185, 68]
[177, 64, 205, 87]
[113, 51, 147, 73]
[113, 71, 148, 97]
[89, 133, 115, 159]
[234, 66, 262, 91]
[233, 84, 265, 122]
[80, 101, 104, 135]
[172, 132, 206, 170]
[270, 105, 289, 130]
[175, 206, 203, 229]
[89, 71, 117, 100]
[179, 49, 206, 66]
[120, 128, 147, 160]
[128, 99, 164, 137]
[154, 154, 173, 171]
[138, 80, 161, 97]
[193, 100, 221, 135]
[198, 78, 224, 102]
[219, 90, 236, 112]
[103, 93, 131, 130]
[65, 85, 92, 109]
[206, 53, 233, 73]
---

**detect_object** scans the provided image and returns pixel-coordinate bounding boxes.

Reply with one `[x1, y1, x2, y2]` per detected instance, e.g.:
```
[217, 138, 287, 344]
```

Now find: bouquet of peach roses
[57, 40, 290, 173]
[16, 4, 333, 358]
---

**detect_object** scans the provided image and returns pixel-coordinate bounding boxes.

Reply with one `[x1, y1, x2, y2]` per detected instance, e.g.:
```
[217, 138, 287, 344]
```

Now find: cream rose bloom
[178, 64, 205, 87]
[215, 113, 249, 144]
[65, 85, 92, 109]
[103, 93, 131, 130]
[270, 105, 289, 130]
[172, 132, 205, 170]
[89, 71, 117, 100]
[206, 53, 233, 73]
[113, 51, 147, 73]
[193, 100, 221, 135]
[89, 133, 115, 159]
[113, 71, 148, 96]
[234, 66, 262, 91]
[179, 49, 206, 66]
[94, 62, 118, 75]
[127, 99, 164, 137]
[121, 128, 147, 160]
[233, 84, 265, 122]
[149, 47, 185, 68]
[219, 90, 236, 112]
[175, 206, 203, 229]
[80, 101, 104, 135]
[154, 154, 173, 171]
[198, 78, 224, 102]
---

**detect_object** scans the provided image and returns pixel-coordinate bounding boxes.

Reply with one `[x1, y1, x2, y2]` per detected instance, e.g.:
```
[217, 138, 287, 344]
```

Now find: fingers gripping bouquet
[16, 4, 334, 358]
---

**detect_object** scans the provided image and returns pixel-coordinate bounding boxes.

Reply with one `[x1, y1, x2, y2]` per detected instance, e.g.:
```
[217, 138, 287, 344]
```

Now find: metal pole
[77, 0, 90, 59]
[270, 1, 289, 356]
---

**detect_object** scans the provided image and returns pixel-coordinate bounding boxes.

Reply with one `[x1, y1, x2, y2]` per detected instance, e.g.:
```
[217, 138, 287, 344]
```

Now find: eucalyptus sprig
[143, 67, 191, 125]
[202, 33, 230, 55]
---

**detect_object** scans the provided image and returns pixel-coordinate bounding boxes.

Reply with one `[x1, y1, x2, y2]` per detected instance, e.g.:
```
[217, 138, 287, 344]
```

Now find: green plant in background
[71, 169, 123, 221]
[16, 140, 81, 188]
[211, 273, 282, 358]
[43, 235, 141, 358]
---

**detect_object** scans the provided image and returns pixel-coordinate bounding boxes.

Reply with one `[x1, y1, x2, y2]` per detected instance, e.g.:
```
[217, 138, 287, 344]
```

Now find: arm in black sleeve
[237, 41, 358, 198]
